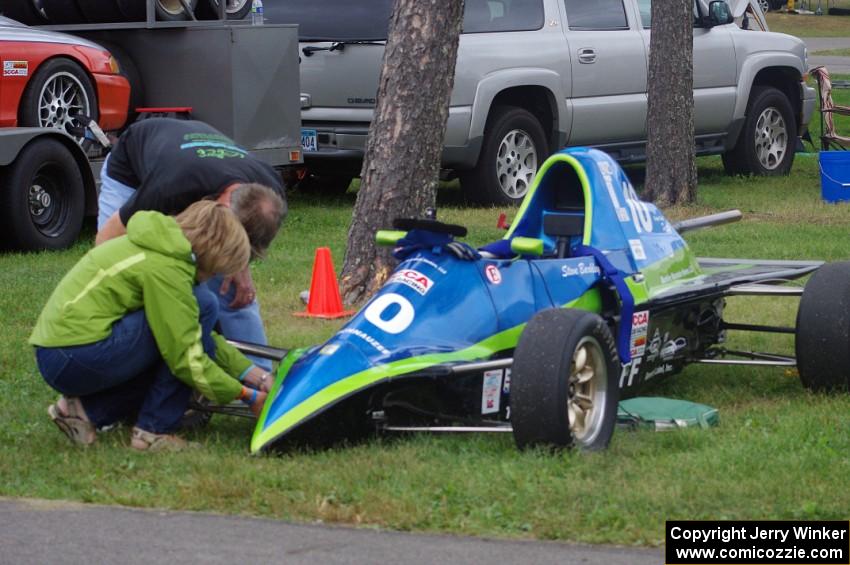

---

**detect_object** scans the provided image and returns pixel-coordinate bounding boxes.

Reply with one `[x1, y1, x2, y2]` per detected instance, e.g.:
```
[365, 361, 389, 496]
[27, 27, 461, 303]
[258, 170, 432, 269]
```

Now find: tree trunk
[644, 0, 697, 206]
[339, 0, 465, 305]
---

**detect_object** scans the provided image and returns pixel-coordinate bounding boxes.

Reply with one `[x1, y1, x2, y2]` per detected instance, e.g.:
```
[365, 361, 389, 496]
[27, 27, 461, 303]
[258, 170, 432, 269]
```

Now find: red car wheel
[19, 58, 98, 144]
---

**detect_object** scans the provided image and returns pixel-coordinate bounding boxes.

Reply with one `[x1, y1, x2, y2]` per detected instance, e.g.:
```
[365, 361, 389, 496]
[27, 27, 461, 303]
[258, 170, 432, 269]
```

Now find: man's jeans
[97, 154, 135, 230]
[35, 286, 218, 434]
[97, 161, 272, 371]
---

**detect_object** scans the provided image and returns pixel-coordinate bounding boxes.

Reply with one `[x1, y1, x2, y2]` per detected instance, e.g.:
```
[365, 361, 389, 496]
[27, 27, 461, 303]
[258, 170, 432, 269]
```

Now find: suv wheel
[722, 86, 796, 176]
[460, 106, 547, 206]
[757, 0, 770, 11]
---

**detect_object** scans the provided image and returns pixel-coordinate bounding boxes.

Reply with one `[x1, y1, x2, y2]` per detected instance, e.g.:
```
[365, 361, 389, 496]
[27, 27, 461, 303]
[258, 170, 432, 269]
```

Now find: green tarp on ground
[617, 397, 719, 431]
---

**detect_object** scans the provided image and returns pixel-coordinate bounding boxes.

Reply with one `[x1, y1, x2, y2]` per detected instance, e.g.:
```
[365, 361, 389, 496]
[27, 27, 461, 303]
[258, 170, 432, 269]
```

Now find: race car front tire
[795, 262, 850, 392]
[511, 308, 619, 451]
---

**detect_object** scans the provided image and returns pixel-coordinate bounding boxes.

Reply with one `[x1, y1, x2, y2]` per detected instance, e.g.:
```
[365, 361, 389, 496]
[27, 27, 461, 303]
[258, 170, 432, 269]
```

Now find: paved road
[803, 37, 850, 74]
[0, 497, 662, 565]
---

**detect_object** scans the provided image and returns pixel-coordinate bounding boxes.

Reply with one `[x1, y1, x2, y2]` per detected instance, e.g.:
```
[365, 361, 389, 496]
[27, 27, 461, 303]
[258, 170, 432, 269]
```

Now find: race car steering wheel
[393, 218, 468, 238]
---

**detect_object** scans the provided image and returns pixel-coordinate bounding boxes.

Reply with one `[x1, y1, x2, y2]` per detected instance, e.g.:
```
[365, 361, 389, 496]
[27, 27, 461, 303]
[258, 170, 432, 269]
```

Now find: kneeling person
[31, 201, 273, 450]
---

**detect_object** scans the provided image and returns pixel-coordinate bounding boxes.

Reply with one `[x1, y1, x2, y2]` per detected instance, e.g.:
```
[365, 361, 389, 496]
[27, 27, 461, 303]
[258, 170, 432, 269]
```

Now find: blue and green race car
[221, 148, 847, 453]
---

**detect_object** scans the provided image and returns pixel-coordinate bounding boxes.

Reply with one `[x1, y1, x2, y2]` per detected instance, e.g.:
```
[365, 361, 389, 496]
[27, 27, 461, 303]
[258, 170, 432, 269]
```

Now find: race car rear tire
[40, 0, 88, 23]
[115, 0, 145, 20]
[196, 0, 252, 20]
[155, 0, 198, 20]
[511, 308, 619, 451]
[0, 0, 49, 24]
[795, 262, 850, 392]
[76, 0, 125, 22]
[0, 138, 85, 251]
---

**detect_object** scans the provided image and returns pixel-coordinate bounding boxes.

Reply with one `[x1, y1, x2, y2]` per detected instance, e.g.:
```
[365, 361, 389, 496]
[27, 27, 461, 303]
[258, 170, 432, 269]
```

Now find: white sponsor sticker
[502, 368, 511, 394]
[481, 370, 502, 414]
[319, 344, 340, 355]
[3, 61, 27, 77]
[629, 239, 647, 261]
[630, 310, 650, 358]
[389, 269, 433, 295]
[485, 264, 502, 285]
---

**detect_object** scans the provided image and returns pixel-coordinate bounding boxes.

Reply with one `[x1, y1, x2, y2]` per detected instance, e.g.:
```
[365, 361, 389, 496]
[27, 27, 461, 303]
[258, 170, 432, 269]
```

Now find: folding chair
[810, 66, 850, 151]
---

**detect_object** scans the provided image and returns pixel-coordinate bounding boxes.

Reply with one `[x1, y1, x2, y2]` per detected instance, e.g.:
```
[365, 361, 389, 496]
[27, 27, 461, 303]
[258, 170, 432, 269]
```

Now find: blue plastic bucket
[819, 151, 850, 203]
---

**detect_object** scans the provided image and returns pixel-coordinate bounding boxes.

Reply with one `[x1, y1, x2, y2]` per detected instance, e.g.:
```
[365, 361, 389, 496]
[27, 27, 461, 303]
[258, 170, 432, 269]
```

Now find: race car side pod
[672, 209, 742, 234]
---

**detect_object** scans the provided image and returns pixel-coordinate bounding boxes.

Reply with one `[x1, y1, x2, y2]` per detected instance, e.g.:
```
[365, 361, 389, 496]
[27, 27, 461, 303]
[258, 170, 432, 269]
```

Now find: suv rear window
[266, 0, 543, 41]
[564, 0, 629, 30]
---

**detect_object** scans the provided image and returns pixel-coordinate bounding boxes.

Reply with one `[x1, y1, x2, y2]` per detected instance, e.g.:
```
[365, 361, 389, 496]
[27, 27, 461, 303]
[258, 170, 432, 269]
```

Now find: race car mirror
[392, 218, 468, 237]
[376, 230, 407, 246]
[510, 236, 544, 257]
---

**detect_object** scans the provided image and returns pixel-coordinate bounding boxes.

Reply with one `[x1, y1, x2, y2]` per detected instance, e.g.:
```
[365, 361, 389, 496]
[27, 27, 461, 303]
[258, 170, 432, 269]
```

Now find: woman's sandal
[130, 427, 196, 452]
[47, 397, 96, 446]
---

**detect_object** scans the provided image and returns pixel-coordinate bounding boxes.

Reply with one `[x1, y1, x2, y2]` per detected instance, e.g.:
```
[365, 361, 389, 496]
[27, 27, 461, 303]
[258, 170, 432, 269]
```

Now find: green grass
[4, 82, 850, 546]
[813, 48, 850, 56]
[765, 11, 850, 36]
[3, 155, 850, 545]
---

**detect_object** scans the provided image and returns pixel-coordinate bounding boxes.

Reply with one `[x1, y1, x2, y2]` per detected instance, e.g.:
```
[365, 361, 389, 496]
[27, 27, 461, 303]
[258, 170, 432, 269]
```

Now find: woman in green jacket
[30, 201, 272, 451]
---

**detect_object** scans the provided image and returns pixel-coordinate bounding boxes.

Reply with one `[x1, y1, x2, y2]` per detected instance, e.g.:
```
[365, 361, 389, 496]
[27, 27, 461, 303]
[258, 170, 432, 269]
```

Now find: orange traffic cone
[294, 247, 355, 319]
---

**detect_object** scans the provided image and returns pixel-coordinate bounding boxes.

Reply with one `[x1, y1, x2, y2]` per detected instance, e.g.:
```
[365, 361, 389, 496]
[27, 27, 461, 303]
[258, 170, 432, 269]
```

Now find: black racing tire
[76, 0, 125, 22]
[40, 0, 88, 23]
[0, 138, 85, 251]
[722, 86, 796, 176]
[0, 0, 49, 24]
[115, 0, 146, 20]
[460, 106, 547, 206]
[196, 0, 251, 20]
[155, 0, 198, 20]
[19, 58, 98, 144]
[511, 308, 619, 451]
[795, 262, 850, 393]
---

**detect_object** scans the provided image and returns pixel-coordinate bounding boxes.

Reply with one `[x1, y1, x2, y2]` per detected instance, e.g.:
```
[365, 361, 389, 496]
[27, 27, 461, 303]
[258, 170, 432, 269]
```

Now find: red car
[0, 15, 130, 139]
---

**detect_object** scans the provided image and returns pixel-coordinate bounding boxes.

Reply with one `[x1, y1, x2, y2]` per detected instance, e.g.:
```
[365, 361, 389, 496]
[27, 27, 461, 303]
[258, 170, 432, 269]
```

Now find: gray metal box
[80, 24, 302, 167]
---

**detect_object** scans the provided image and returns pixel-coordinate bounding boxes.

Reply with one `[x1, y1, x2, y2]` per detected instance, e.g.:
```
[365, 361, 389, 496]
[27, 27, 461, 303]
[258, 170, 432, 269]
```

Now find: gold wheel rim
[566, 336, 608, 445]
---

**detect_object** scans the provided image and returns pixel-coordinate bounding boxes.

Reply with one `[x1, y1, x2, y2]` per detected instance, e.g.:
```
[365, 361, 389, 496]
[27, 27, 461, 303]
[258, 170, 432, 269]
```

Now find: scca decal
[388, 269, 433, 295]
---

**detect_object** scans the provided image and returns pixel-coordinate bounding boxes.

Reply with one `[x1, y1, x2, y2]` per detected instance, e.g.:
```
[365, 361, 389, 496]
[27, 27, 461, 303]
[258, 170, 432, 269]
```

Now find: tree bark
[339, 0, 465, 306]
[644, 0, 697, 206]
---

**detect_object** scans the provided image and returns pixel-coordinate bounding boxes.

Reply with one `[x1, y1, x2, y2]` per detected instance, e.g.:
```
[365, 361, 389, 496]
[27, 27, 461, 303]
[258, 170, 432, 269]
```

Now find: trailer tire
[795, 262, 850, 393]
[0, 138, 85, 251]
[76, 0, 125, 22]
[19, 58, 98, 144]
[40, 0, 88, 23]
[155, 0, 198, 20]
[511, 308, 619, 451]
[196, 0, 252, 20]
[0, 0, 49, 24]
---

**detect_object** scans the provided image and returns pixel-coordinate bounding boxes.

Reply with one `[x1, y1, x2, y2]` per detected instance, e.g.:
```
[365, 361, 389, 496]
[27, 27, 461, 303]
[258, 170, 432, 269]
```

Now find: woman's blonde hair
[175, 201, 250, 276]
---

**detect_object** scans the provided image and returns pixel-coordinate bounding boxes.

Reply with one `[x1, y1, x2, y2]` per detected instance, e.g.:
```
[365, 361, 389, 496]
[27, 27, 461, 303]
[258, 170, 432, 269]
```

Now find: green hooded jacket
[30, 211, 250, 404]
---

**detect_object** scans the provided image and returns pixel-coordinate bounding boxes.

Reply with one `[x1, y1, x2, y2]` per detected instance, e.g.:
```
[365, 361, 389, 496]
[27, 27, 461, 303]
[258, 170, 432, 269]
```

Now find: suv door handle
[577, 48, 596, 64]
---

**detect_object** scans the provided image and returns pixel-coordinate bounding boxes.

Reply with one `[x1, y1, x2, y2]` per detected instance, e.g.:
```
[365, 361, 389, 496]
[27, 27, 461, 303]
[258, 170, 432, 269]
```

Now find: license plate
[301, 128, 317, 152]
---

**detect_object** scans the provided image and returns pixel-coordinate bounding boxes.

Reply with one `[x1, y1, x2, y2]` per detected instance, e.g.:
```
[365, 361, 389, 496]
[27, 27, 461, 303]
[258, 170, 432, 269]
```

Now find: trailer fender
[0, 127, 97, 213]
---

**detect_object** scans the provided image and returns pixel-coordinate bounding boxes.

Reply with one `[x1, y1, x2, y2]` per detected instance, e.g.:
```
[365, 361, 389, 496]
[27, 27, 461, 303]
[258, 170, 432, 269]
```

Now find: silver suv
[270, 0, 815, 204]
